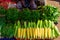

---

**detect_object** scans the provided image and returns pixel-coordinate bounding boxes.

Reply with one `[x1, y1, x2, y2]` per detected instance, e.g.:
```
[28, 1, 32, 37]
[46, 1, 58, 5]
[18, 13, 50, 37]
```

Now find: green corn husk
[52, 29, 55, 38]
[45, 20, 48, 28]
[40, 20, 42, 28]
[51, 21, 60, 38]
[37, 20, 40, 28]
[17, 20, 21, 28]
[48, 20, 52, 28]
[51, 21, 55, 28]
[54, 26, 60, 37]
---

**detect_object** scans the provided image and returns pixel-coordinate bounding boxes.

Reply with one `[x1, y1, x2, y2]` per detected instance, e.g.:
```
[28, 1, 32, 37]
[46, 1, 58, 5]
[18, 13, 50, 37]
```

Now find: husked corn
[27, 28, 30, 38]
[48, 28, 51, 39]
[18, 28, 21, 38]
[44, 28, 48, 39]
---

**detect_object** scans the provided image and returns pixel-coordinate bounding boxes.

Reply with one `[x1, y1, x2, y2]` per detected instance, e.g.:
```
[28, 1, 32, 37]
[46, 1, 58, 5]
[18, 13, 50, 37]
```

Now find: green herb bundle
[39, 5, 60, 22]
[6, 8, 20, 22]
[1, 23, 15, 38]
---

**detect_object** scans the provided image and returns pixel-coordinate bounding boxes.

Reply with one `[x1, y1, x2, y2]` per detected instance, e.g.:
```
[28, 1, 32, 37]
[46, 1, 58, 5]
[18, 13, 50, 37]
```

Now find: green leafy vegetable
[6, 8, 19, 22]
[1, 23, 15, 38]
[38, 5, 60, 22]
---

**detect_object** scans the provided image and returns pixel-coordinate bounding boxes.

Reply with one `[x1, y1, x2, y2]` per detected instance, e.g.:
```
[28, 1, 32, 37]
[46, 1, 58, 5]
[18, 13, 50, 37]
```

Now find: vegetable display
[0, 6, 59, 22]
[6, 8, 19, 22]
[0, 5, 60, 40]
[14, 20, 60, 39]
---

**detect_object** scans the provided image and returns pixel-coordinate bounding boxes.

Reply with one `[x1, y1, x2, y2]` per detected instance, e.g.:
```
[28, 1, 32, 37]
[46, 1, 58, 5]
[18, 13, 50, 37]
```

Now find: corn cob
[23, 28, 26, 38]
[33, 28, 37, 38]
[44, 27, 48, 39]
[39, 28, 42, 39]
[18, 28, 21, 38]
[20, 28, 24, 38]
[29, 27, 33, 38]
[37, 28, 40, 38]
[41, 28, 44, 39]
[47, 28, 51, 39]
[36, 28, 39, 38]
[27, 28, 30, 39]
[33, 28, 35, 38]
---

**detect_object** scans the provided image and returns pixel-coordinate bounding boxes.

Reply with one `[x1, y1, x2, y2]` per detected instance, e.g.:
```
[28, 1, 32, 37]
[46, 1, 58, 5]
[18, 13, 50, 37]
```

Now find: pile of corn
[14, 20, 60, 39]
